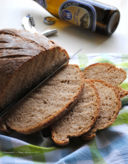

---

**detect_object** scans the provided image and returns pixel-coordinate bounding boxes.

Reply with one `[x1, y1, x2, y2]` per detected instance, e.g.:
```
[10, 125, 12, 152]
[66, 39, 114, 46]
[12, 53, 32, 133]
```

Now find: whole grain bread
[0, 29, 69, 111]
[51, 80, 100, 146]
[82, 80, 121, 141]
[83, 63, 126, 86]
[5, 65, 84, 134]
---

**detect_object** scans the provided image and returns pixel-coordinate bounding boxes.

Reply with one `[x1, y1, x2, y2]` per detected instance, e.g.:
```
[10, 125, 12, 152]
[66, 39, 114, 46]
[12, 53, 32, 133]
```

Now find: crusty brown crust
[82, 79, 121, 141]
[51, 79, 100, 146]
[6, 65, 85, 134]
[83, 63, 127, 85]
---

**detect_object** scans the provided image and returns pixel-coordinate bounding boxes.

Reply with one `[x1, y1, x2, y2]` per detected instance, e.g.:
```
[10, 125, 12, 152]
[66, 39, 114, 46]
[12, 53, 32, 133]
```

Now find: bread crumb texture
[84, 63, 126, 86]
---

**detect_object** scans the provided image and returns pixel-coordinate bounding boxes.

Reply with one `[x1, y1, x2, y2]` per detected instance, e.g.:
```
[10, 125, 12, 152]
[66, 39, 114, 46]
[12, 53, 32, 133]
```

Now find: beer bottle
[34, 0, 120, 35]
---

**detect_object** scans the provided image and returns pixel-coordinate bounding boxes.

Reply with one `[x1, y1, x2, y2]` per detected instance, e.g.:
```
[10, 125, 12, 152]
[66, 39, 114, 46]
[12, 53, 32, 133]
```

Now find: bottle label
[59, 0, 96, 31]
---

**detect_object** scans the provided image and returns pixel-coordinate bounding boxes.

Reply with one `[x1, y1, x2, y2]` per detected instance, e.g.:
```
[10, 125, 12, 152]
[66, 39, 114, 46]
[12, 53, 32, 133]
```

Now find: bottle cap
[107, 11, 120, 35]
[43, 16, 56, 25]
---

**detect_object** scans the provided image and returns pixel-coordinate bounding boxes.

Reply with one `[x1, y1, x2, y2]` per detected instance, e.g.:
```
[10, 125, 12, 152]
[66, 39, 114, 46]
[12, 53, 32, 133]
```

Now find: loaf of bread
[51, 80, 100, 145]
[5, 65, 84, 134]
[82, 80, 121, 140]
[0, 29, 69, 111]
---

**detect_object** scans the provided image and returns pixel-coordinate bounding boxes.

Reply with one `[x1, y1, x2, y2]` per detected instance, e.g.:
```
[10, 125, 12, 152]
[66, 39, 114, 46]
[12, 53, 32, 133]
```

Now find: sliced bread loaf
[83, 63, 126, 86]
[51, 80, 100, 146]
[5, 65, 84, 134]
[0, 29, 69, 111]
[82, 80, 121, 141]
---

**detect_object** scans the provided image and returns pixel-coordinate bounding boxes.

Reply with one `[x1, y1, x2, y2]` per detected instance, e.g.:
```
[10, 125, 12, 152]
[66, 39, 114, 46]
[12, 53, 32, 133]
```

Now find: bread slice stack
[51, 63, 127, 145]
[81, 63, 128, 140]
[52, 80, 100, 145]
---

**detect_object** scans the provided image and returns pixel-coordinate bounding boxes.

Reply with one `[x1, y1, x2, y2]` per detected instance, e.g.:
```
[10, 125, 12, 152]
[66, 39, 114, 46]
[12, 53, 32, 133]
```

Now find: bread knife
[0, 49, 82, 118]
[22, 14, 58, 37]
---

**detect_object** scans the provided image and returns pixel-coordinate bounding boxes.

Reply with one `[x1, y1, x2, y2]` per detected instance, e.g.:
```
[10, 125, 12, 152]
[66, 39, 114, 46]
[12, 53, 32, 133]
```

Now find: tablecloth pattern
[0, 53, 128, 164]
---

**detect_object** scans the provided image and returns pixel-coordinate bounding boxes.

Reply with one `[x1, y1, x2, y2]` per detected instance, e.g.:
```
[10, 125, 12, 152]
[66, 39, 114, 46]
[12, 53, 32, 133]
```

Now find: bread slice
[51, 80, 100, 146]
[82, 80, 121, 141]
[5, 65, 84, 134]
[84, 63, 126, 86]
[0, 29, 69, 111]
[83, 63, 128, 98]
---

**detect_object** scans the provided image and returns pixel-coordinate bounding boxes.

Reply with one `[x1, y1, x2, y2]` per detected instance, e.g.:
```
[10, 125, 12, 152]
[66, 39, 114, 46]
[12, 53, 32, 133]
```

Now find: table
[0, 0, 128, 55]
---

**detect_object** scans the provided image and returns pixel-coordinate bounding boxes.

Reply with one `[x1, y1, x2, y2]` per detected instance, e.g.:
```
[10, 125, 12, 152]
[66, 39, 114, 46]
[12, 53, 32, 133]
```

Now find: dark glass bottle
[34, 0, 120, 35]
